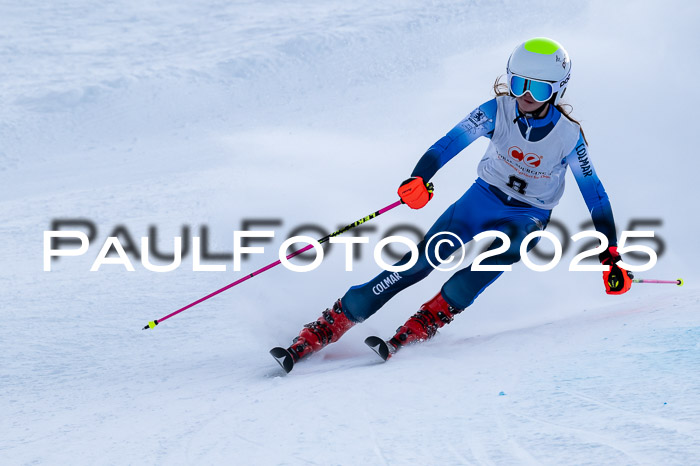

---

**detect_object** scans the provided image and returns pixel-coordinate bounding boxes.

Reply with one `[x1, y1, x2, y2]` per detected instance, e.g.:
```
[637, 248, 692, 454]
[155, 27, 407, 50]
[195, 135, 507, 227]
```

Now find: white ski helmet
[507, 37, 571, 105]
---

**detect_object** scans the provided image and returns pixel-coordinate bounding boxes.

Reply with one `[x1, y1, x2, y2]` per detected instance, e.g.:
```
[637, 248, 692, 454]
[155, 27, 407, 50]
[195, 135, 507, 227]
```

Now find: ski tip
[269, 347, 294, 373]
[364, 336, 391, 361]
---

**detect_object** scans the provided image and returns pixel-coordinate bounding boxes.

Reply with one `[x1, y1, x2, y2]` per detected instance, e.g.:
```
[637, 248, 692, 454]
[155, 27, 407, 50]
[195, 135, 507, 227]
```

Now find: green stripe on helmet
[523, 37, 562, 55]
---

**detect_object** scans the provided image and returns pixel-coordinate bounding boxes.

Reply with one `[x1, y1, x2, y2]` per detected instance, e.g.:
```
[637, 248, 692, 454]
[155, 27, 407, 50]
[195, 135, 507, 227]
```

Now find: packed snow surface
[2, 1, 699, 464]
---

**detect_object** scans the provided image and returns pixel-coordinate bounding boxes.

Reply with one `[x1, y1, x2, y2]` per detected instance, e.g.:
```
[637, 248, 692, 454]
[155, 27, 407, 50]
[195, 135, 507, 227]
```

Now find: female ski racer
[272, 37, 633, 370]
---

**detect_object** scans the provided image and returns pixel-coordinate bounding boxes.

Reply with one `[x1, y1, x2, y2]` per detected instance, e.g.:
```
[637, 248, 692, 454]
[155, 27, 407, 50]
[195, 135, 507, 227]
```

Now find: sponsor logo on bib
[508, 146, 542, 168]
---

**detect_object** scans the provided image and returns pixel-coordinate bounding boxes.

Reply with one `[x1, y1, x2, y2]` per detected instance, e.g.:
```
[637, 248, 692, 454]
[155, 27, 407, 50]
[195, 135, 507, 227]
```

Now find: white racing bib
[477, 96, 580, 209]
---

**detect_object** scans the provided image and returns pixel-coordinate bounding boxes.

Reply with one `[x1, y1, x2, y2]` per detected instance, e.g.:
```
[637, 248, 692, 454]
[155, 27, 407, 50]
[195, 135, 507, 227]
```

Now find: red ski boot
[365, 291, 463, 361]
[270, 299, 355, 373]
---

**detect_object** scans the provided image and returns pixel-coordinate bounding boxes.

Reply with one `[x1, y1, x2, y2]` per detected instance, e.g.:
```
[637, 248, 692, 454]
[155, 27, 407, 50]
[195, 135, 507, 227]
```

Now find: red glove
[398, 177, 434, 209]
[599, 246, 633, 295]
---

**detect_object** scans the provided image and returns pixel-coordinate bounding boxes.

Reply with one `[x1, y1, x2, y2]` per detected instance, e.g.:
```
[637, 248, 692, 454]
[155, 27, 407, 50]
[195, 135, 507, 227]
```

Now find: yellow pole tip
[148, 321, 157, 329]
[678, 279, 684, 286]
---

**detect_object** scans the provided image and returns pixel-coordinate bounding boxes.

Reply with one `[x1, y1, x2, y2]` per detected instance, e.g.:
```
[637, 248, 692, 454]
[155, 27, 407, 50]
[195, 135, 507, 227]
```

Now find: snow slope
[1, 1, 699, 464]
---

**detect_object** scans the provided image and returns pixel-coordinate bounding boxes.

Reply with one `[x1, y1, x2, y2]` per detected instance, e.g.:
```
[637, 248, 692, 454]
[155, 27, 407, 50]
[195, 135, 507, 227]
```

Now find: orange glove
[599, 246, 633, 295]
[398, 177, 434, 209]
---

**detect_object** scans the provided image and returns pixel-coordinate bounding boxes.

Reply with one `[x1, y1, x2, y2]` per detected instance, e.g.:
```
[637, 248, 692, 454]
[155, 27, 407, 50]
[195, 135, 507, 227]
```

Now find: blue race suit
[340, 97, 617, 322]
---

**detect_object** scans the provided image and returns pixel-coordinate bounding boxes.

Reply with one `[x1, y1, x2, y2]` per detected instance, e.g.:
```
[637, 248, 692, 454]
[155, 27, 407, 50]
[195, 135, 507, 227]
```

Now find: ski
[364, 336, 394, 361]
[269, 347, 295, 373]
[272, 337, 396, 373]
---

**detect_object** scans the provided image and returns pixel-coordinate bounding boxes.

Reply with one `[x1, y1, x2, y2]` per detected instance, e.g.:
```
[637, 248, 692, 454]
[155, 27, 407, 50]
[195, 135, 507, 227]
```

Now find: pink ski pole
[142, 199, 404, 330]
[633, 278, 684, 286]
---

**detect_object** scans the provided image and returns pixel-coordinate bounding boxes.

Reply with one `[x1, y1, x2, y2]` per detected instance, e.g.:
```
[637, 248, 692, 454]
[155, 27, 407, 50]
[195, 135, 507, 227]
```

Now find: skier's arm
[567, 133, 618, 246]
[411, 99, 497, 182]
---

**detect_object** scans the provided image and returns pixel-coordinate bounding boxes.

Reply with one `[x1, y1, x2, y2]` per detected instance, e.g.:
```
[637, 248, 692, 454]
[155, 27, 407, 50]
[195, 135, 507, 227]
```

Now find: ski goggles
[508, 73, 562, 103]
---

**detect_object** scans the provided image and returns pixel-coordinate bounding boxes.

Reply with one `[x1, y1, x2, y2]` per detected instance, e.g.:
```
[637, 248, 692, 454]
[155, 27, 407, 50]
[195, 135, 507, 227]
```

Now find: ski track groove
[464, 433, 497, 466]
[446, 443, 472, 465]
[494, 402, 542, 465]
[562, 389, 700, 440]
[507, 409, 646, 465]
[361, 405, 390, 466]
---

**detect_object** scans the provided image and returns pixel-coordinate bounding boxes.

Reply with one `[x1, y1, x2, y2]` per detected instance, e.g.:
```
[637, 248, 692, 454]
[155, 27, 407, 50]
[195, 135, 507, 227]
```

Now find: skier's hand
[599, 246, 633, 295]
[398, 177, 434, 209]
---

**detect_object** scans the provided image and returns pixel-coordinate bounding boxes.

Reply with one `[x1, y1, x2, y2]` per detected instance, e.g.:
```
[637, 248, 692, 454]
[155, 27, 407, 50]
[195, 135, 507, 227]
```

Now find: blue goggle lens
[510, 75, 554, 102]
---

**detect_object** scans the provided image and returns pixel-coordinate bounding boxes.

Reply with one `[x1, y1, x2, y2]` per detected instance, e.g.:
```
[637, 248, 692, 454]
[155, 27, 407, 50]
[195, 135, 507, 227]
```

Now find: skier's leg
[284, 203, 467, 362]
[384, 211, 551, 354]
[339, 235, 457, 320]
[279, 181, 509, 364]
[440, 212, 551, 310]
[280, 182, 491, 364]
[285, 235, 460, 362]
[340, 182, 493, 323]
[281, 223, 456, 363]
